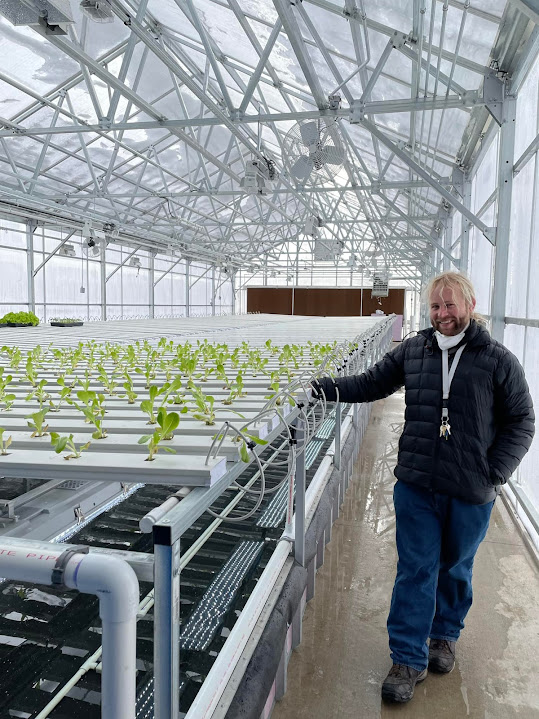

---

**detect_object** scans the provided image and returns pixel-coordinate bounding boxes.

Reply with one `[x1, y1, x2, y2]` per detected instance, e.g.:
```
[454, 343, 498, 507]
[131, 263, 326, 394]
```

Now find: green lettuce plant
[2, 394, 16, 411]
[48, 378, 73, 412]
[97, 364, 118, 396]
[190, 384, 217, 425]
[26, 409, 49, 437]
[0, 428, 12, 455]
[0, 367, 13, 403]
[1, 346, 22, 369]
[24, 356, 38, 387]
[138, 408, 180, 461]
[71, 390, 107, 439]
[121, 379, 138, 405]
[0, 311, 39, 326]
[25, 379, 50, 410]
[50, 432, 91, 460]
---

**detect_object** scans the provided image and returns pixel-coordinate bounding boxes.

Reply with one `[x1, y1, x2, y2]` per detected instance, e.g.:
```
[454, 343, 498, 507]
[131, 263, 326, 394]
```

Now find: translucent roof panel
[0, 0, 528, 281]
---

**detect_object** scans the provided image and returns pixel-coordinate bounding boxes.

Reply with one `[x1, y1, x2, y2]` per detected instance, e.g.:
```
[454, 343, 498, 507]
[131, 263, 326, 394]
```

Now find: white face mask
[435, 322, 470, 350]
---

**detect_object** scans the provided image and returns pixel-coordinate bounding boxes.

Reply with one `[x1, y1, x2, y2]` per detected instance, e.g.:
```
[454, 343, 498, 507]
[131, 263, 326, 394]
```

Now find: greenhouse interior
[0, 0, 538, 717]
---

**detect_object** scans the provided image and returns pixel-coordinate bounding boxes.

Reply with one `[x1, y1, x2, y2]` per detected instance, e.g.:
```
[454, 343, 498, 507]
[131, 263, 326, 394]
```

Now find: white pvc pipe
[0, 544, 139, 719]
[140, 487, 192, 533]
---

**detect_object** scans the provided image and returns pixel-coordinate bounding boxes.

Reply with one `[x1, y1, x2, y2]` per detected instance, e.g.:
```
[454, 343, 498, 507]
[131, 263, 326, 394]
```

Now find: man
[313, 271, 534, 704]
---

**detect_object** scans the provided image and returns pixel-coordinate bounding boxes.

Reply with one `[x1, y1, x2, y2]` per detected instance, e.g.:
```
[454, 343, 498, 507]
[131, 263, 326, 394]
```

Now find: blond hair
[423, 271, 488, 327]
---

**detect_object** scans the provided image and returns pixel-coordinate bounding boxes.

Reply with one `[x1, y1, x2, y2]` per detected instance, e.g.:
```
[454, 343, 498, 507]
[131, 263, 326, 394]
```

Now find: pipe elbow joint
[66, 553, 139, 623]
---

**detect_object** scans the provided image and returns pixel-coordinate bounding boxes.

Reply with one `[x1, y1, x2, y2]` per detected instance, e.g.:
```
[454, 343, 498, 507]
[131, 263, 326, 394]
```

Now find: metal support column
[153, 539, 181, 719]
[211, 265, 216, 316]
[294, 420, 306, 567]
[491, 94, 517, 341]
[460, 178, 472, 273]
[26, 220, 37, 314]
[100, 251, 107, 321]
[231, 271, 236, 315]
[185, 260, 190, 318]
[443, 214, 453, 271]
[149, 251, 155, 319]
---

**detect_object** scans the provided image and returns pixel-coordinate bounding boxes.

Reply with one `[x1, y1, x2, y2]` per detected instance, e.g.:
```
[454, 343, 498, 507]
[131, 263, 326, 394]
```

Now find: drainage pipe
[0, 543, 139, 719]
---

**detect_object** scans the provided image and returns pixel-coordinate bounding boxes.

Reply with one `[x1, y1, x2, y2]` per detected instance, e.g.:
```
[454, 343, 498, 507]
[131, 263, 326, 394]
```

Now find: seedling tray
[50, 322, 84, 327]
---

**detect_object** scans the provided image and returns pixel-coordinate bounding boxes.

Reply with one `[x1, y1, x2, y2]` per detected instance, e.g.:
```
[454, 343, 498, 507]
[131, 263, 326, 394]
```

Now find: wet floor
[272, 390, 539, 719]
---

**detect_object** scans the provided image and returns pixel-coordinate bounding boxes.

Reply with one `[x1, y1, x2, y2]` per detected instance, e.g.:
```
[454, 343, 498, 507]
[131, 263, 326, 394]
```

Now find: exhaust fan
[284, 118, 346, 184]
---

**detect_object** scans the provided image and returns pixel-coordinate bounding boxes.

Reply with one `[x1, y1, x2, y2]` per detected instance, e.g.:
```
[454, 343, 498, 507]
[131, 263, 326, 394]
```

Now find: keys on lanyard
[439, 419, 451, 439]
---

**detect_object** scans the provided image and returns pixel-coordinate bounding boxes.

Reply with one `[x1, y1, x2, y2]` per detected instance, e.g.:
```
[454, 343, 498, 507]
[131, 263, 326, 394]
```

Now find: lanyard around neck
[439, 344, 466, 439]
[442, 344, 466, 401]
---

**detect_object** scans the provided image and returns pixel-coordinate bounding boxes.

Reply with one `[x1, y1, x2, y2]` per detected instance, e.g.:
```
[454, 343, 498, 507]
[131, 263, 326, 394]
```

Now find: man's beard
[431, 315, 470, 335]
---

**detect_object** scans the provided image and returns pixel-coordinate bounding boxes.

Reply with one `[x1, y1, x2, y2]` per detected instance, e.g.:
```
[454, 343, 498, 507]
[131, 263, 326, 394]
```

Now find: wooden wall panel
[247, 287, 405, 317]
[247, 287, 292, 314]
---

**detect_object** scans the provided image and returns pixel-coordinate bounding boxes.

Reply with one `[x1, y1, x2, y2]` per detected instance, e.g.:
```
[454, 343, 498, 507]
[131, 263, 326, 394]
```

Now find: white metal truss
[0, 0, 536, 290]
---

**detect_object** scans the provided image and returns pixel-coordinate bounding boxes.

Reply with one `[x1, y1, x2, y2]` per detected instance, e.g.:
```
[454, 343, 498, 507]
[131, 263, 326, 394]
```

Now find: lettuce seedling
[0, 428, 12, 455]
[135, 361, 156, 389]
[140, 385, 160, 425]
[121, 379, 138, 405]
[26, 409, 49, 438]
[24, 356, 38, 387]
[71, 391, 107, 439]
[138, 408, 180, 461]
[50, 432, 91, 460]
[0, 367, 13, 403]
[97, 364, 118, 396]
[2, 394, 16, 411]
[49, 378, 72, 413]
[190, 384, 217, 425]
[25, 379, 50, 410]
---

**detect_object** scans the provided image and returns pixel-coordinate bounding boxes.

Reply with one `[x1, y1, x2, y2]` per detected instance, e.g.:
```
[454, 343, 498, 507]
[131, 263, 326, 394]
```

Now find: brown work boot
[428, 639, 456, 673]
[381, 664, 428, 703]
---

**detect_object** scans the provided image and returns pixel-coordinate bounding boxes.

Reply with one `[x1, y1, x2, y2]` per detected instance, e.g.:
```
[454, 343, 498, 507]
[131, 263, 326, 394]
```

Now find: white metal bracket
[483, 227, 497, 245]
[483, 72, 505, 126]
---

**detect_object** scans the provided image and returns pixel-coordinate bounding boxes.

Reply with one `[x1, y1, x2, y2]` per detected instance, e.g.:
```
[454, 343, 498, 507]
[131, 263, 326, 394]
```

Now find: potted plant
[0, 311, 39, 327]
[50, 317, 84, 327]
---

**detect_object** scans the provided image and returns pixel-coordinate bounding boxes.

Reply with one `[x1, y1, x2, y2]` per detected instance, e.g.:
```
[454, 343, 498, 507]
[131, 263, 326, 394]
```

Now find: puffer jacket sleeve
[313, 341, 406, 403]
[487, 350, 535, 484]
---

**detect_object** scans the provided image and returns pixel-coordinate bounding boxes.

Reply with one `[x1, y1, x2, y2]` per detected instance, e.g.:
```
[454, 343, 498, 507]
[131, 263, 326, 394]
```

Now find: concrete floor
[272, 390, 539, 719]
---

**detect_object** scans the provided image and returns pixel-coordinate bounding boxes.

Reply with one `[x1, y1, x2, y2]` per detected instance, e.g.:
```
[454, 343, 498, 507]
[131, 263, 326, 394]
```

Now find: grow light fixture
[80, 0, 114, 22]
[59, 243, 76, 258]
[304, 216, 323, 238]
[240, 158, 277, 195]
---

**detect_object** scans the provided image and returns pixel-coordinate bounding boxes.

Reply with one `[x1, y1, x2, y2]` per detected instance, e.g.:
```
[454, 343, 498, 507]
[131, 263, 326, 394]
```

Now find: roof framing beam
[0, 92, 483, 138]
[302, 0, 491, 76]
[360, 118, 491, 239]
[272, 0, 328, 109]
[508, 0, 539, 25]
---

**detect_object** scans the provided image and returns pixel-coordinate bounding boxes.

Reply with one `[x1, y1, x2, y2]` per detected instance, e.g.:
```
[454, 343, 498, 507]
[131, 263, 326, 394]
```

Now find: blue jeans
[387, 480, 494, 671]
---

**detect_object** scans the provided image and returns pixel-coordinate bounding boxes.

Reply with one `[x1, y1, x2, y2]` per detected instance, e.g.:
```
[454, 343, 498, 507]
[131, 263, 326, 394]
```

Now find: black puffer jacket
[316, 320, 535, 504]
